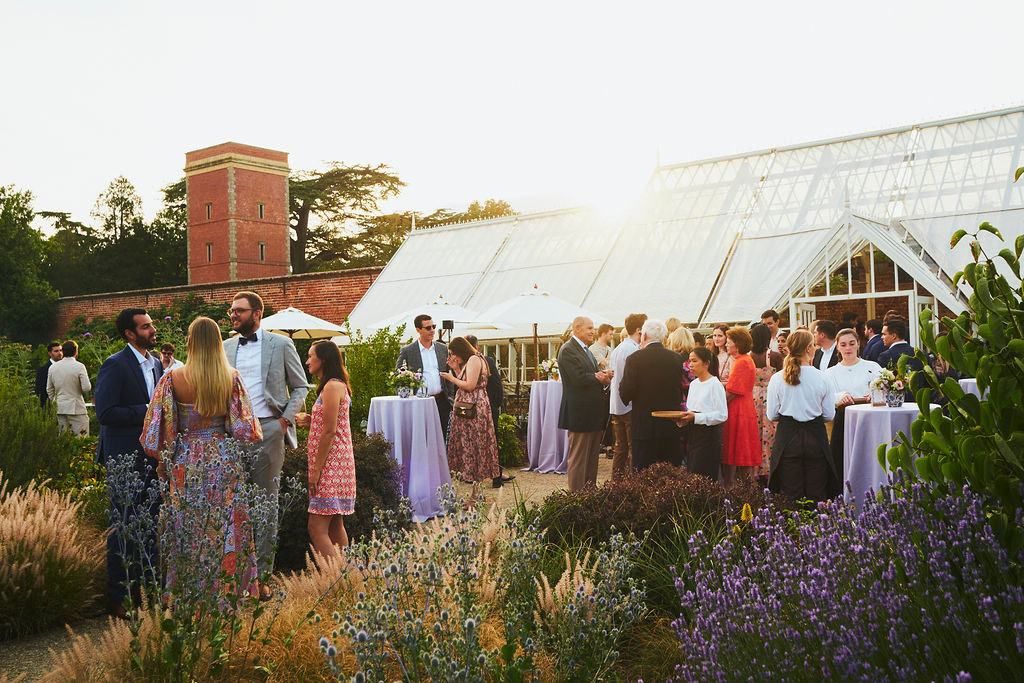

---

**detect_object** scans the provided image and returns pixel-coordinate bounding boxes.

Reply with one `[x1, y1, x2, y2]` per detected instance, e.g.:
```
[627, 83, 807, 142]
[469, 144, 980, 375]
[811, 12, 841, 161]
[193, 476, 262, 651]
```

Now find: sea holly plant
[878, 208, 1024, 550]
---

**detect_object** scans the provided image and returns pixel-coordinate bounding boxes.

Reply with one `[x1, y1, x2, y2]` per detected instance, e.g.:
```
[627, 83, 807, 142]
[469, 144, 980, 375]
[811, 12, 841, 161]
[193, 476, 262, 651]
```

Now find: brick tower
[184, 142, 290, 284]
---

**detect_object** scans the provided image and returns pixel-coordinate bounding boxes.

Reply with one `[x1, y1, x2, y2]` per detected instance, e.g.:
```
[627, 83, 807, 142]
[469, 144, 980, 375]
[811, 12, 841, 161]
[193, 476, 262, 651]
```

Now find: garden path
[452, 451, 614, 510]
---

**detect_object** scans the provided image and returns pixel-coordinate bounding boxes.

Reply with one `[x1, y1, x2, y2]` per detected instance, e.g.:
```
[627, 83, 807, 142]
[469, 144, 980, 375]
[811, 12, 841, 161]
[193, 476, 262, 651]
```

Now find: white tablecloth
[526, 380, 568, 474]
[367, 396, 452, 522]
[844, 403, 935, 507]
[959, 378, 985, 400]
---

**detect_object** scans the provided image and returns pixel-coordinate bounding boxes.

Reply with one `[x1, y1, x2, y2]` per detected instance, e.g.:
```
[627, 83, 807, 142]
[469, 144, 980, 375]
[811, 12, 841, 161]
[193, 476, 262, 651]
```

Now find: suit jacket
[95, 346, 164, 465]
[224, 329, 309, 449]
[482, 354, 503, 415]
[47, 356, 91, 415]
[812, 343, 841, 371]
[395, 340, 456, 401]
[557, 338, 608, 433]
[617, 341, 685, 440]
[877, 341, 921, 371]
[863, 334, 884, 362]
[35, 362, 53, 408]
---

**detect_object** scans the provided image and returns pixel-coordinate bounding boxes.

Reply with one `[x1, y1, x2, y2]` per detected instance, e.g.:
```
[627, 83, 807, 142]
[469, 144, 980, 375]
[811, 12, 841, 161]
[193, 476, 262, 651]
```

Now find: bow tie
[238, 333, 258, 346]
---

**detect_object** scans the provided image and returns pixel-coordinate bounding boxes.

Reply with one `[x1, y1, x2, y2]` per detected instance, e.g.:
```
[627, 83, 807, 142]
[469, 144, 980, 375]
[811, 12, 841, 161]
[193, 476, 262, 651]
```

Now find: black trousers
[632, 437, 683, 472]
[687, 423, 722, 481]
[434, 392, 452, 442]
[774, 430, 828, 502]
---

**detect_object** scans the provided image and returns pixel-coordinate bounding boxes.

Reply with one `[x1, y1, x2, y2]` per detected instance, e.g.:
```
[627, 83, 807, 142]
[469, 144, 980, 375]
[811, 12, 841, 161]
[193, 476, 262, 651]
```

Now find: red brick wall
[54, 268, 383, 336]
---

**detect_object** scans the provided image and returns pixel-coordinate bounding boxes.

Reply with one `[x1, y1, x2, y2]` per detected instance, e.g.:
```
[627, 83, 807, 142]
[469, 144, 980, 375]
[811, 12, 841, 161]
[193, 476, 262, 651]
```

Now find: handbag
[453, 400, 477, 419]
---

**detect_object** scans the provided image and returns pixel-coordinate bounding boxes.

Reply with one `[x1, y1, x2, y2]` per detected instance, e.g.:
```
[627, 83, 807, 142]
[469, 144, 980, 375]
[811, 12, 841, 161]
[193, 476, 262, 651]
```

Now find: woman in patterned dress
[440, 336, 501, 498]
[721, 326, 761, 489]
[141, 317, 263, 599]
[713, 324, 733, 383]
[750, 323, 783, 483]
[294, 340, 356, 559]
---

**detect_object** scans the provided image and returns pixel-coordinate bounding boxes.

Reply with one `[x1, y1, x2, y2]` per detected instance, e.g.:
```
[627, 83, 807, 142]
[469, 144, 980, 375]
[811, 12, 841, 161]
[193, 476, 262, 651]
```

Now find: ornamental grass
[0, 471, 105, 639]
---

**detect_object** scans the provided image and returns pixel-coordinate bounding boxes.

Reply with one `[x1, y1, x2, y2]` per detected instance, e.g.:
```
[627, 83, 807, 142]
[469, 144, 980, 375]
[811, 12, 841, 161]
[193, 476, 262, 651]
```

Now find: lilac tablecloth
[526, 380, 568, 474]
[844, 403, 935, 507]
[959, 378, 985, 399]
[367, 396, 451, 522]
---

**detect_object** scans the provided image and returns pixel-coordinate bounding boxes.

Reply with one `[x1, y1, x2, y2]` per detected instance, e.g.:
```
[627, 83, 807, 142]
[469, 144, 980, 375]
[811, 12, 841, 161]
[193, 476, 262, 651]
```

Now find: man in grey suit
[395, 314, 455, 438]
[47, 339, 92, 436]
[558, 316, 613, 491]
[224, 291, 309, 584]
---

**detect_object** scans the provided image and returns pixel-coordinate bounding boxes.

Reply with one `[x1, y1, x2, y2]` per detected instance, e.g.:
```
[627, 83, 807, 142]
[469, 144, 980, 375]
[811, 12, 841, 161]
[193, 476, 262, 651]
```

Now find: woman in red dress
[721, 326, 760, 488]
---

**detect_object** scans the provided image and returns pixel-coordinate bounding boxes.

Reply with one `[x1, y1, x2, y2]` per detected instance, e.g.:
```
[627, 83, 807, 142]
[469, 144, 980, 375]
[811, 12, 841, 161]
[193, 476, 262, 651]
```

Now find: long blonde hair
[185, 317, 234, 418]
[666, 326, 695, 355]
[783, 329, 813, 386]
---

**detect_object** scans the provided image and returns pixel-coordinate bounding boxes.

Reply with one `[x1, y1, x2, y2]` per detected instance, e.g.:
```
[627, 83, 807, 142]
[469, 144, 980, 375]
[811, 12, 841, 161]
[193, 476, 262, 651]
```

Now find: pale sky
[3, 0, 1022, 229]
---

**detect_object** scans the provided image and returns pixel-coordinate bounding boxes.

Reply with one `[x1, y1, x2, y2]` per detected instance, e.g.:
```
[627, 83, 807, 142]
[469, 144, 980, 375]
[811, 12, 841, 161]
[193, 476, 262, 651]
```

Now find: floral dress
[307, 379, 356, 515]
[141, 370, 262, 596]
[752, 351, 778, 477]
[447, 354, 500, 483]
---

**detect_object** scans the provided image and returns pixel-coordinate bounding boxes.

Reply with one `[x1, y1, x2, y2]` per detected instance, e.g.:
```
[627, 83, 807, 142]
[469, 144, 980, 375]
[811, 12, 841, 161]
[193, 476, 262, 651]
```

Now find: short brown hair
[726, 326, 753, 354]
[233, 291, 264, 312]
[624, 313, 647, 335]
[61, 340, 78, 357]
[597, 323, 614, 336]
[161, 342, 176, 353]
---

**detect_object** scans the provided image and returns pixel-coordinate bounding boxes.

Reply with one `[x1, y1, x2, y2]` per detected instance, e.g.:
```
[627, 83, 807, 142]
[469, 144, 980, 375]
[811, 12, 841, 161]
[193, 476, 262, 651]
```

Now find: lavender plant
[671, 478, 1024, 682]
[105, 437, 304, 680]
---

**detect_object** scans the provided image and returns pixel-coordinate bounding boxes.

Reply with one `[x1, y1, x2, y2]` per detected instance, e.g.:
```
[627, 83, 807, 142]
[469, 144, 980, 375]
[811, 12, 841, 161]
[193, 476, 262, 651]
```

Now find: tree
[91, 175, 144, 242]
[0, 186, 58, 343]
[289, 162, 404, 274]
[39, 211, 103, 297]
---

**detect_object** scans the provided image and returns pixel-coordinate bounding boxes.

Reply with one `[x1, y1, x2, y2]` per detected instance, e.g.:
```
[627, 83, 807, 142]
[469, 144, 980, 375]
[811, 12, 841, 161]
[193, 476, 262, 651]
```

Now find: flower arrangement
[870, 367, 907, 395]
[539, 358, 559, 380]
[387, 361, 425, 395]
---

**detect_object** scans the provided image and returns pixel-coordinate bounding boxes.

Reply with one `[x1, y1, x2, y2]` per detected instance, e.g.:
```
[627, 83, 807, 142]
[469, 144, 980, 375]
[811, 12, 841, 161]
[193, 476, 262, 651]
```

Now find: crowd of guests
[555, 307, 943, 506]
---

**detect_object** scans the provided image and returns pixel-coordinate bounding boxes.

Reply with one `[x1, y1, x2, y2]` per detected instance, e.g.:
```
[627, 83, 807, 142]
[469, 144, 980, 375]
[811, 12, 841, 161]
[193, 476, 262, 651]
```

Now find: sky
[3, 0, 1023, 229]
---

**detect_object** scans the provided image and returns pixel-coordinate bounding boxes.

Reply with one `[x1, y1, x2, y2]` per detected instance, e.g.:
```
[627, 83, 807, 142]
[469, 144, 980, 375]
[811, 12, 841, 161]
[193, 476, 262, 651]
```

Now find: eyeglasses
[228, 307, 253, 316]
[420, 325, 436, 330]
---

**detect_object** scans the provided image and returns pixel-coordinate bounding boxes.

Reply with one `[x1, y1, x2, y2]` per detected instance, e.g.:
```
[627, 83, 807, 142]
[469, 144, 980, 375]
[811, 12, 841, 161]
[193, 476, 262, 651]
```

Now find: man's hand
[595, 370, 613, 386]
[279, 417, 290, 431]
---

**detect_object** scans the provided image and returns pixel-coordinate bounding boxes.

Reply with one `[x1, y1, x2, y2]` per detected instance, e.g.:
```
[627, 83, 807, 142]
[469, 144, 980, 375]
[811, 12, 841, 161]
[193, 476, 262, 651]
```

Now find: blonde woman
[142, 317, 263, 598]
[765, 329, 836, 502]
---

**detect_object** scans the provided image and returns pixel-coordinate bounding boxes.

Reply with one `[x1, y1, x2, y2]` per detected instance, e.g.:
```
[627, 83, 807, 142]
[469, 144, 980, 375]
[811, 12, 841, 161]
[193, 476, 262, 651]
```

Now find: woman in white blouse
[676, 346, 727, 481]
[766, 330, 836, 502]
[824, 328, 882, 497]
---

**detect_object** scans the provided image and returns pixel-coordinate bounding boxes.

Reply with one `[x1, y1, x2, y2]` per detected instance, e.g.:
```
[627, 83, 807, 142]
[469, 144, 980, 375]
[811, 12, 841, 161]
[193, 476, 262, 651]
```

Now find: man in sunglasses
[396, 314, 456, 439]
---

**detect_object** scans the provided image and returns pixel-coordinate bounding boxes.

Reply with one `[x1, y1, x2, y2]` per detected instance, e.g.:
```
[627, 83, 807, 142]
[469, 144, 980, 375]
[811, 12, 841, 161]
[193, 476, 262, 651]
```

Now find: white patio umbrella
[356, 294, 482, 341]
[476, 285, 612, 377]
[256, 306, 345, 339]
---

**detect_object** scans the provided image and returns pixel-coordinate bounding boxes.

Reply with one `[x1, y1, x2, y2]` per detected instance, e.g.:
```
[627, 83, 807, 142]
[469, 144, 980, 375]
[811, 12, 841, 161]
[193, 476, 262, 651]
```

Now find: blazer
[482, 354, 503, 414]
[95, 346, 164, 465]
[396, 340, 456, 401]
[557, 338, 608, 433]
[617, 341, 684, 440]
[812, 344, 841, 371]
[863, 334, 884, 362]
[47, 356, 91, 415]
[35, 362, 53, 408]
[224, 329, 309, 449]
[877, 341, 921, 371]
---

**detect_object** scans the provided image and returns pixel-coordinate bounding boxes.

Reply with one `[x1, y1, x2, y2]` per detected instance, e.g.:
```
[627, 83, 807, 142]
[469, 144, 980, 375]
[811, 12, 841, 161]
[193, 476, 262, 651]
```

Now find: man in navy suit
[95, 308, 163, 618]
[34, 342, 62, 408]
[877, 318, 923, 397]
[863, 318, 884, 362]
[812, 320, 840, 371]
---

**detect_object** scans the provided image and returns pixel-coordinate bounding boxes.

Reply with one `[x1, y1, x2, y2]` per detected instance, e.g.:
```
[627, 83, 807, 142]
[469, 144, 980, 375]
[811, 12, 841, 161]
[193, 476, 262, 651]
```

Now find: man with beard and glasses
[95, 307, 163, 619]
[223, 291, 309, 595]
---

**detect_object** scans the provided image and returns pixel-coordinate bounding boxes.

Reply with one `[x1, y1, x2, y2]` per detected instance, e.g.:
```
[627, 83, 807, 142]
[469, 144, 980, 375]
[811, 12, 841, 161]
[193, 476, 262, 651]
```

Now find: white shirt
[128, 344, 158, 400]
[235, 328, 273, 418]
[608, 337, 640, 415]
[826, 359, 883, 402]
[816, 342, 836, 371]
[419, 341, 442, 396]
[769, 336, 779, 353]
[164, 358, 184, 371]
[766, 366, 836, 423]
[687, 376, 728, 426]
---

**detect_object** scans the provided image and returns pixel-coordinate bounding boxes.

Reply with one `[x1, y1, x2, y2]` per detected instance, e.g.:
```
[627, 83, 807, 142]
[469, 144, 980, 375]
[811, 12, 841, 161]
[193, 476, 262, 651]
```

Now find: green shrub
[0, 369, 79, 489]
[46, 436, 107, 528]
[0, 472, 105, 638]
[342, 323, 406, 428]
[275, 431, 407, 571]
[496, 413, 525, 468]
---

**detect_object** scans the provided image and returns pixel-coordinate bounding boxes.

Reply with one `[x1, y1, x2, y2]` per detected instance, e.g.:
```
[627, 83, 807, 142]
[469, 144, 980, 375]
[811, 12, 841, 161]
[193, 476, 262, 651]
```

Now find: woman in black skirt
[676, 347, 728, 481]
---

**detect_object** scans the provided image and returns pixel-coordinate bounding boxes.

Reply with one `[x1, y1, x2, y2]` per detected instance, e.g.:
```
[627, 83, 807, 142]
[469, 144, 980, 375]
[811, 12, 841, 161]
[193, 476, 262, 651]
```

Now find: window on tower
[258, 203, 265, 219]
[259, 242, 266, 261]
[206, 243, 213, 262]
[206, 203, 212, 220]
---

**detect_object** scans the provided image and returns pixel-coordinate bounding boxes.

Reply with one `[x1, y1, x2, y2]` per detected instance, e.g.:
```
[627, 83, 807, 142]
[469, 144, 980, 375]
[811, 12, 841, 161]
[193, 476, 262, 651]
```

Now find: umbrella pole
[533, 323, 539, 381]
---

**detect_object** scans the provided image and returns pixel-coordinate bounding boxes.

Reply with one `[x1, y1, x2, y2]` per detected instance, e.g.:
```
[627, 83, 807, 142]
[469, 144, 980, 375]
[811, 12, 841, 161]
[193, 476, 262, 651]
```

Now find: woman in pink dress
[721, 326, 761, 489]
[440, 336, 501, 498]
[295, 340, 356, 559]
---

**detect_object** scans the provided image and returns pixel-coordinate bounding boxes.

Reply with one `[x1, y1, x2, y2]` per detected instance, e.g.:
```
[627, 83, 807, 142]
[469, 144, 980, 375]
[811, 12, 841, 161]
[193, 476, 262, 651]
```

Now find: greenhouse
[348, 107, 1024, 379]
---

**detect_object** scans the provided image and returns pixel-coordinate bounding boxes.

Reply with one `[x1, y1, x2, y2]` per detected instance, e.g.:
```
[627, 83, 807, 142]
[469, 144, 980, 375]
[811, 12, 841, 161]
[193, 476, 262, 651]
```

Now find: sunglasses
[420, 325, 436, 330]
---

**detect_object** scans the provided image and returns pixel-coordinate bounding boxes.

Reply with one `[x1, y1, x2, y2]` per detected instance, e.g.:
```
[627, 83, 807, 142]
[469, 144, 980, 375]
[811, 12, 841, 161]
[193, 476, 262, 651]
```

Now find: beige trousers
[566, 430, 603, 492]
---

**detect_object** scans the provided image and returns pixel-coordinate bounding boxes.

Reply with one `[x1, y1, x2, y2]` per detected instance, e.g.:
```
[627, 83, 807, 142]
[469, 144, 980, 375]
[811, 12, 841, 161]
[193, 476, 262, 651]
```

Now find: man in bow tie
[94, 307, 164, 618]
[223, 291, 309, 586]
